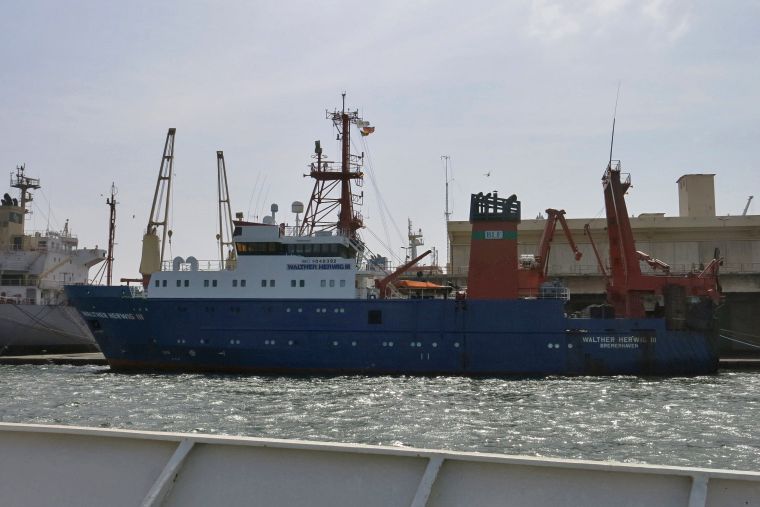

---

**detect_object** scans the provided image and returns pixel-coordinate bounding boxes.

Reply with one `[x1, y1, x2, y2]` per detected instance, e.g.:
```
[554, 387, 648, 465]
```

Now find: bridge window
[329, 280, 335, 288]
[291, 280, 296, 287]
[236, 242, 285, 255]
[204, 280, 209, 287]
[176, 280, 181, 287]
[340, 280, 346, 287]
[299, 280, 305, 287]
[233, 279, 238, 287]
[261, 279, 267, 287]
[270, 280, 275, 287]
[184, 280, 189, 287]
[155, 279, 160, 288]
[321, 280, 326, 287]
[163, 280, 167, 287]
[241, 279, 246, 287]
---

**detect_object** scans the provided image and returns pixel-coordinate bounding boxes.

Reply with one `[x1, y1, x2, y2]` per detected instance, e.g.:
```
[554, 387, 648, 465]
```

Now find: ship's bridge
[233, 223, 357, 260]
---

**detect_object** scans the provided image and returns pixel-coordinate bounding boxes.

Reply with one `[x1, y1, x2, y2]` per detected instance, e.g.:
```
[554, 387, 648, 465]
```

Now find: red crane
[517, 208, 583, 295]
[375, 250, 432, 299]
[602, 162, 721, 318]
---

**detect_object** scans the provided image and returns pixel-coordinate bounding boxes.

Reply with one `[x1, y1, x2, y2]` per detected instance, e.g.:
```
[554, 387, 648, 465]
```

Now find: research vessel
[1, 165, 105, 355]
[65, 102, 721, 375]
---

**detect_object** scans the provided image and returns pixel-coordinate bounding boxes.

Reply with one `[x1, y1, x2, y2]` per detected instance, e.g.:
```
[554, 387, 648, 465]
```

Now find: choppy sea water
[1, 365, 758, 471]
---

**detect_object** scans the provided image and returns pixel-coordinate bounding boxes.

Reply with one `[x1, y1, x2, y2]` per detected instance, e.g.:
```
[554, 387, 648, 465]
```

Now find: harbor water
[1, 364, 758, 471]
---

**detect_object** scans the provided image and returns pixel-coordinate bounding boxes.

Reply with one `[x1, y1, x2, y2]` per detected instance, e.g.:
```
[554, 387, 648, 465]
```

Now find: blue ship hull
[65, 285, 719, 376]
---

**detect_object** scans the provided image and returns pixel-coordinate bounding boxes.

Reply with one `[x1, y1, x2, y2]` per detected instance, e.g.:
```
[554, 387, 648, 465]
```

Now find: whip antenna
[609, 82, 621, 166]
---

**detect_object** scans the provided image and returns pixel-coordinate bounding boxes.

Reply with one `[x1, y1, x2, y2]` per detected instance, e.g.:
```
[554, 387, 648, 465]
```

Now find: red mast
[300, 93, 368, 239]
[602, 162, 722, 318]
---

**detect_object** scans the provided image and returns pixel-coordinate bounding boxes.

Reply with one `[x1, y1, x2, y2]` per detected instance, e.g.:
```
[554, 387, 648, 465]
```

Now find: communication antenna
[609, 82, 621, 166]
[442, 155, 452, 272]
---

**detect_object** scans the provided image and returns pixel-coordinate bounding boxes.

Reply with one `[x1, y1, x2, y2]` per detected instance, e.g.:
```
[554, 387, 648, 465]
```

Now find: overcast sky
[1, 0, 758, 280]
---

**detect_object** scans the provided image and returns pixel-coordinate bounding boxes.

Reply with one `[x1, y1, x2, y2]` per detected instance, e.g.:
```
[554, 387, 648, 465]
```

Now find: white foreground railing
[0, 422, 758, 507]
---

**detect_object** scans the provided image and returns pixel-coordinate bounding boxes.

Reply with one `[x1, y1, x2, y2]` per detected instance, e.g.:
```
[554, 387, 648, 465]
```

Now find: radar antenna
[10, 164, 41, 223]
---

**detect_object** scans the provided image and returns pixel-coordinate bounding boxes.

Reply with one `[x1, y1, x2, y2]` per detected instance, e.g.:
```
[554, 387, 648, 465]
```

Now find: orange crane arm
[375, 250, 432, 298]
[536, 209, 583, 277]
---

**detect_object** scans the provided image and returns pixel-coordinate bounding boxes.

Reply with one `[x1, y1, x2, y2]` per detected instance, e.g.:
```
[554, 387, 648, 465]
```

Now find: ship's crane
[139, 128, 176, 287]
[216, 151, 236, 269]
[517, 208, 583, 295]
[375, 249, 431, 299]
[533, 209, 582, 277]
[602, 161, 721, 318]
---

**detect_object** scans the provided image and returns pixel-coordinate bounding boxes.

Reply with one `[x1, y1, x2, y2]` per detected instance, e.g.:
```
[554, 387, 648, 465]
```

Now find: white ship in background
[0, 165, 105, 355]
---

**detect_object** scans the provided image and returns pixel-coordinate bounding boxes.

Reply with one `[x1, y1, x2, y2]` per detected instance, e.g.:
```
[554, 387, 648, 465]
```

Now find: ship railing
[26, 229, 78, 240]
[0, 295, 36, 305]
[447, 262, 760, 278]
[125, 286, 146, 299]
[518, 287, 571, 300]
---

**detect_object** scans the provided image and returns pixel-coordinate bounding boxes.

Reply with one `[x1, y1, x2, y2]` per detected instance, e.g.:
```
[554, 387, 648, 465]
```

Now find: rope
[720, 328, 760, 341]
[357, 135, 405, 255]
[720, 335, 760, 350]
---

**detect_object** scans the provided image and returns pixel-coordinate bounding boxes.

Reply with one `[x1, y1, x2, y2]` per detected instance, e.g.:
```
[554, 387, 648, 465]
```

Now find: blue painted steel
[65, 285, 718, 376]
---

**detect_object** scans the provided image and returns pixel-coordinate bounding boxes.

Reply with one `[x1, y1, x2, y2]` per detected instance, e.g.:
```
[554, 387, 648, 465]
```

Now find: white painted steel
[141, 439, 195, 507]
[1, 422, 759, 507]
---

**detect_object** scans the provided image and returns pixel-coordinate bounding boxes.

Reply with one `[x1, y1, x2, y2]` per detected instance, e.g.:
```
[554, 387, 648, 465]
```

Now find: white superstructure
[148, 222, 367, 299]
[0, 166, 105, 305]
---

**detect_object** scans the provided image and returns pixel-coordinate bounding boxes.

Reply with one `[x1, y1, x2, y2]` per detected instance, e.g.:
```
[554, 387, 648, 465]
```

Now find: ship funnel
[467, 192, 521, 299]
[139, 230, 161, 287]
